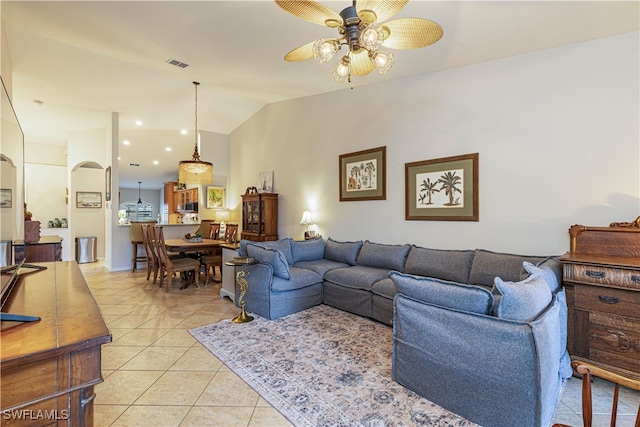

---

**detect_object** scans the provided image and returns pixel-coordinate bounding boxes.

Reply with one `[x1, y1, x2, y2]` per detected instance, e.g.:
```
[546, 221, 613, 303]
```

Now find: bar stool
[129, 220, 156, 272]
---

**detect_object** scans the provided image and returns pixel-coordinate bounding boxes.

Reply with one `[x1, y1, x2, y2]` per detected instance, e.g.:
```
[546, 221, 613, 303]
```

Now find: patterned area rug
[189, 305, 476, 427]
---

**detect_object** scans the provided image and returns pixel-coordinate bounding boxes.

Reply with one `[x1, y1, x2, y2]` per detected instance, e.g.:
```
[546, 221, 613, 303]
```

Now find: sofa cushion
[253, 238, 293, 265]
[371, 277, 397, 299]
[293, 258, 349, 276]
[493, 275, 552, 321]
[246, 243, 290, 280]
[469, 249, 545, 288]
[324, 238, 363, 266]
[270, 266, 322, 292]
[390, 272, 494, 315]
[291, 237, 325, 263]
[324, 265, 390, 291]
[357, 241, 411, 271]
[523, 260, 562, 293]
[405, 246, 474, 284]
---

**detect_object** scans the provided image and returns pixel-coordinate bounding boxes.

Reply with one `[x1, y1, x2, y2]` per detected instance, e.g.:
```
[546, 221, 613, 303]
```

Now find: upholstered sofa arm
[392, 293, 565, 427]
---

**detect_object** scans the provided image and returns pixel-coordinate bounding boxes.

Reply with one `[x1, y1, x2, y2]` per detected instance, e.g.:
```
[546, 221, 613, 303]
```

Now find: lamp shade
[300, 211, 314, 225]
[178, 160, 213, 185]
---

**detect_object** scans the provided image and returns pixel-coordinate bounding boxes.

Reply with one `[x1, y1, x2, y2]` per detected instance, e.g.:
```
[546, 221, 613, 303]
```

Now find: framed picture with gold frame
[339, 146, 386, 201]
[206, 186, 225, 209]
[405, 153, 478, 221]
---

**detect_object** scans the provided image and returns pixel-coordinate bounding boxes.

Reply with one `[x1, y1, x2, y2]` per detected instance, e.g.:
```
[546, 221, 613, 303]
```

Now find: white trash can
[76, 237, 97, 264]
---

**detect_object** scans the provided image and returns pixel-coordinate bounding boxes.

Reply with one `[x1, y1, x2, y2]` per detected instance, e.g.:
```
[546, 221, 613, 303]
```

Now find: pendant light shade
[137, 181, 142, 204]
[178, 81, 213, 185]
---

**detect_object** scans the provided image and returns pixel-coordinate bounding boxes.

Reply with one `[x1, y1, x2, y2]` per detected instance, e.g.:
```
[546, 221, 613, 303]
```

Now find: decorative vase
[54, 218, 61, 228]
[48, 220, 54, 228]
[61, 218, 68, 228]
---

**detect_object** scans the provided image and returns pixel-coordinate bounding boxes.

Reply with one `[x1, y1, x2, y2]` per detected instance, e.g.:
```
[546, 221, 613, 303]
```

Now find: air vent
[166, 58, 189, 68]
[128, 163, 141, 167]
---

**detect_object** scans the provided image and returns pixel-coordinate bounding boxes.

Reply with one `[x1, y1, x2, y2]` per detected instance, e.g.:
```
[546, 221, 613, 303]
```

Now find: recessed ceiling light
[123, 140, 130, 145]
[153, 161, 159, 165]
[165, 147, 172, 152]
[135, 120, 143, 126]
[117, 156, 121, 160]
[181, 129, 187, 135]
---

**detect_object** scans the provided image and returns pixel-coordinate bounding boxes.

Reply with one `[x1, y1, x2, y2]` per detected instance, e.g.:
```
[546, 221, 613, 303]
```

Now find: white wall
[229, 33, 640, 256]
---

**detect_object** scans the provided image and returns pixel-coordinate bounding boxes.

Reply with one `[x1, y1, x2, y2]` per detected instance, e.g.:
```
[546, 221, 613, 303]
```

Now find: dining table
[163, 238, 227, 289]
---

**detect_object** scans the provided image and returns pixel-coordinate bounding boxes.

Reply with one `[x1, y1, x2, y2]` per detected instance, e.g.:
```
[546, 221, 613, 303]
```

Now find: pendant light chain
[192, 81, 201, 161]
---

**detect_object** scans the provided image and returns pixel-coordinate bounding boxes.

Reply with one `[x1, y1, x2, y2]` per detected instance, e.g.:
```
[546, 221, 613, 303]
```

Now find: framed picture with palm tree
[405, 153, 478, 221]
[339, 146, 386, 201]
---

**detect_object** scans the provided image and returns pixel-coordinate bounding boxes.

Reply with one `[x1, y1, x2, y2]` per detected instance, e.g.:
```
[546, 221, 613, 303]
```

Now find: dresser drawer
[585, 311, 640, 374]
[565, 263, 640, 290]
[574, 284, 640, 318]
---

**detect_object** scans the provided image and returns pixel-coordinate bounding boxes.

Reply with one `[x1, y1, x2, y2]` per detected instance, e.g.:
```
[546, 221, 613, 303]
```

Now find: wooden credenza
[1, 261, 111, 426]
[559, 224, 640, 380]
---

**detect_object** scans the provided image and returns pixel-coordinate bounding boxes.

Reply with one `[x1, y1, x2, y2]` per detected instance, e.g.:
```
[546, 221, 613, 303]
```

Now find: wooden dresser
[559, 222, 640, 380]
[1, 261, 111, 426]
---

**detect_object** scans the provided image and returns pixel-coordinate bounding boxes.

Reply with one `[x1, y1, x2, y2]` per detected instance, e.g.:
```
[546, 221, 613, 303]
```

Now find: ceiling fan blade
[284, 41, 316, 62]
[381, 18, 444, 50]
[275, 0, 342, 27]
[356, 0, 408, 24]
[350, 50, 374, 76]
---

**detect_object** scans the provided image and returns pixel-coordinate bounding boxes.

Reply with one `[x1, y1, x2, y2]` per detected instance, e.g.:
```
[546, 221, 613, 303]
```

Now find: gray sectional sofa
[236, 236, 572, 427]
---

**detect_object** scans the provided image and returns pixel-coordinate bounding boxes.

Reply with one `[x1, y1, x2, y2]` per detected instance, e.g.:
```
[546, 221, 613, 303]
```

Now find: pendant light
[178, 81, 213, 185]
[137, 181, 142, 204]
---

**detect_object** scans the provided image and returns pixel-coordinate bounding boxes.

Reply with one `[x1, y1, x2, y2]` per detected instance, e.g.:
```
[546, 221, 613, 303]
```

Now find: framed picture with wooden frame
[405, 153, 479, 221]
[339, 146, 386, 201]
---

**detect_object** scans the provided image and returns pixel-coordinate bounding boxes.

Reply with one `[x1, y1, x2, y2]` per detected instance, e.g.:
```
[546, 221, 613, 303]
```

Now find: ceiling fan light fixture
[313, 38, 341, 63]
[178, 81, 213, 185]
[370, 50, 394, 74]
[332, 55, 351, 83]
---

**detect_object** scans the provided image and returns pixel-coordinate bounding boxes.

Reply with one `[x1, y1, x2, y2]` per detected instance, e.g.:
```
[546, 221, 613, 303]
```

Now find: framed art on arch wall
[339, 146, 386, 201]
[405, 153, 478, 221]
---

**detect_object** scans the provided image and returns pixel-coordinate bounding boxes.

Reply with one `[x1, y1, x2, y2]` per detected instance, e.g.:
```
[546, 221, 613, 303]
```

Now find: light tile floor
[80, 261, 639, 427]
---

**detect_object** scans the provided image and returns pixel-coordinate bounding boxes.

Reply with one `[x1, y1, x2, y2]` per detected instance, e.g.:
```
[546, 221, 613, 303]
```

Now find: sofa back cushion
[291, 237, 325, 263]
[468, 249, 545, 288]
[390, 272, 494, 315]
[324, 238, 363, 266]
[405, 246, 474, 283]
[252, 238, 294, 265]
[357, 241, 410, 271]
[246, 243, 290, 280]
[492, 275, 552, 321]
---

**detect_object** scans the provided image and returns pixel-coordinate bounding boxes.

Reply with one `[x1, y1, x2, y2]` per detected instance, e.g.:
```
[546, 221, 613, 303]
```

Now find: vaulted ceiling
[3, 1, 638, 189]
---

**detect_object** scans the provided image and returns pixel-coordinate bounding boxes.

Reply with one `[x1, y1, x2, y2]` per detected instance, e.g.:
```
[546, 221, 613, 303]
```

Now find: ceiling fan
[275, 0, 443, 84]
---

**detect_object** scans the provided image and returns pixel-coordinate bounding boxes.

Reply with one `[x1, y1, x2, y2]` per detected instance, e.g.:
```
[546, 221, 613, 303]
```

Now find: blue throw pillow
[253, 238, 293, 265]
[246, 243, 290, 280]
[357, 241, 410, 271]
[493, 275, 552, 321]
[523, 261, 561, 293]
[390, 272, 494, 315]
[324, 238, 363, 266]
[291, 237, 325, 263]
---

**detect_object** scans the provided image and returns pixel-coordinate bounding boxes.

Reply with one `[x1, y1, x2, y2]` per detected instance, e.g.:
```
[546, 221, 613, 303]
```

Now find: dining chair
[552, 361, 640, 427]
[224, 223, 238, 243]
[195, 219, 214, 237]
[153, 226, 200, 292]
[140, 223, 159, 284]
[129, 220, 156, 272]
[199, 223, 224, 285]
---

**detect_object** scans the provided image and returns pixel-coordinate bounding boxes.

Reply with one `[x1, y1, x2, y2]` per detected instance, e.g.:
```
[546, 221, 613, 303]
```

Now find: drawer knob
[598, 295, 619, 304]
[631, 275, 640, 283]
[586, 270, 606, 279]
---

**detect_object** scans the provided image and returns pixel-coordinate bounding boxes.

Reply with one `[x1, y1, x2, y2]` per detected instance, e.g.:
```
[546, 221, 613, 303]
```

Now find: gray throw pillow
[493, 275, 552, 321]
[324, 238, 363, 266]
[246, 243, 290, 280]
[357, 241, 410, 271]
[390, 272, 494, 315]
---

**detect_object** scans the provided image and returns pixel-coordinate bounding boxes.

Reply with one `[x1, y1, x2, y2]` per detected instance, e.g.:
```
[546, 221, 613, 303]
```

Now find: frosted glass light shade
[370, 50, 394, 74]
[313, 39, 340, 63]
[332, 56, 351, 83]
